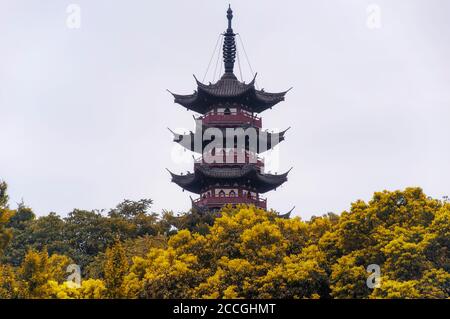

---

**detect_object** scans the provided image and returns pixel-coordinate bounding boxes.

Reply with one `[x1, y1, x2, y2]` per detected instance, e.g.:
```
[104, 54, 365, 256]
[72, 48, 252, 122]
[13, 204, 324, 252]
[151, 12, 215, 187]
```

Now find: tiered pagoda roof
[169, 73, 290, 114]
[168, 164, 290, 194]
[169, 125, 290, 153]
[167, 6, 292, 213]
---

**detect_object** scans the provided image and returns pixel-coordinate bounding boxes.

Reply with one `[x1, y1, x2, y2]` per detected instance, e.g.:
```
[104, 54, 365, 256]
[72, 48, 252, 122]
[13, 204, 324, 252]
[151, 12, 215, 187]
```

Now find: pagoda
[168, 6, 291, 212]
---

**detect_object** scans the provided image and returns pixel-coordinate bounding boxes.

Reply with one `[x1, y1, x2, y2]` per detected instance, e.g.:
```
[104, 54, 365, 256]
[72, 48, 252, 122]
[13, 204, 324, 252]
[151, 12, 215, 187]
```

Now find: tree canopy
[0, 181, 448, 299]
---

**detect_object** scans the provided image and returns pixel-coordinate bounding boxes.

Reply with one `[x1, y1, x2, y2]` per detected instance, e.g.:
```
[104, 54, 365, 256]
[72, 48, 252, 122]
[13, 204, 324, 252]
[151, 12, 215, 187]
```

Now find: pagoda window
[218, 190, 226, 197]
[229, 190, 236, 197]
[224, 107, 231, 115]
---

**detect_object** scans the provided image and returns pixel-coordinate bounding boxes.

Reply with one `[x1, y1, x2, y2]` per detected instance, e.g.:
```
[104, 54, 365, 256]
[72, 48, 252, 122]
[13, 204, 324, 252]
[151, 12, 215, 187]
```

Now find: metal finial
[223, 5, 236, 75]
[227, 5, 233, 29]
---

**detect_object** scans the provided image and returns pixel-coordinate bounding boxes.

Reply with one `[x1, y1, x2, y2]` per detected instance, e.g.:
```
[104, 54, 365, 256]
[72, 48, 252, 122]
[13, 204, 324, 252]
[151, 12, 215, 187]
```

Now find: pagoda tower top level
[168, 5, 291, 115]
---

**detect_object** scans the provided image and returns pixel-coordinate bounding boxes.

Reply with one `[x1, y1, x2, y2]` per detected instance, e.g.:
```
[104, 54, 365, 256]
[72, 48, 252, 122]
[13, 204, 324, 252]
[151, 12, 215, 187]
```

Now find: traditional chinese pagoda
[168, 6, 291, 212]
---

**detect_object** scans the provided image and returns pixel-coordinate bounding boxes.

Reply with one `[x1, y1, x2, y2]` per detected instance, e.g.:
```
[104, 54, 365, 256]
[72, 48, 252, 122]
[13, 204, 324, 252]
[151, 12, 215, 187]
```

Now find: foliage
[103, 241, 129, 298]
[0, 181, 14, 255]
[2, 198, 172, 271]
[0, 180, 449, 299]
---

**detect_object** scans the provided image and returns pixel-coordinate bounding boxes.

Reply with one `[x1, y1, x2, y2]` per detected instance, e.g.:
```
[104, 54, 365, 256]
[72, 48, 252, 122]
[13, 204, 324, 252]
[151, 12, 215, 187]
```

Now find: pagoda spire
[223, 5, 236, 76]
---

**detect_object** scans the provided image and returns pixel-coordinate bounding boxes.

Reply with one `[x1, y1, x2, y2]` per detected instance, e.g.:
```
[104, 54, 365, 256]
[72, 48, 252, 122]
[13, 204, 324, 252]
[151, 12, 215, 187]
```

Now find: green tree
[0, 181, 8, 208]
[0, 181, 13, 256]
[3, 212, 71, 266]
[103, 241, 129, 298]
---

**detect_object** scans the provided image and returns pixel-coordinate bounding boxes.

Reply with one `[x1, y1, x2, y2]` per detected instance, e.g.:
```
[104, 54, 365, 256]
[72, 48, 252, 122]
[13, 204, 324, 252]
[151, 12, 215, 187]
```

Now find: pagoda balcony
[194, 152, 264, 169]
[199, 109, 262, 128]
[194, 195, 267, 210]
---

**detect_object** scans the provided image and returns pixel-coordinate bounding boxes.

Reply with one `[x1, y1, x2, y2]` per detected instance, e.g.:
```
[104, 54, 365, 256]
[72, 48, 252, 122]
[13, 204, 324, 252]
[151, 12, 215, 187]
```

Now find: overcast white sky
[1, 0, 449, 219]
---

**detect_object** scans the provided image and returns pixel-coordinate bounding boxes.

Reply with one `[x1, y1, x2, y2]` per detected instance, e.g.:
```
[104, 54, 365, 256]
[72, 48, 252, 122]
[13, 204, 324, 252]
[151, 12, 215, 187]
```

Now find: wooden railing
[200, 111, 262, 128]
[195, 152, 264, 168]
[194, 195, 267, 210]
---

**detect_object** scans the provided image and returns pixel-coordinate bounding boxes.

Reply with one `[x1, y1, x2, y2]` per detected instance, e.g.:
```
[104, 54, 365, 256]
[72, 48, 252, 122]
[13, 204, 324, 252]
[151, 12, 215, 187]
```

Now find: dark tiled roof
[169, 73, 290, 114]
[168, 164, 290, 194]
[196, 73, 255, 97]
[169, 127, 289, 154]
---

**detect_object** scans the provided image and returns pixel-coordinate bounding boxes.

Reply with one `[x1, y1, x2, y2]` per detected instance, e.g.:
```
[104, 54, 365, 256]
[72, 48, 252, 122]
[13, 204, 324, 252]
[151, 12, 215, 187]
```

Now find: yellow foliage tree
[103, 241, 129, 298]
[0, 187, 449, 299]
[17, 249, 72, 298]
